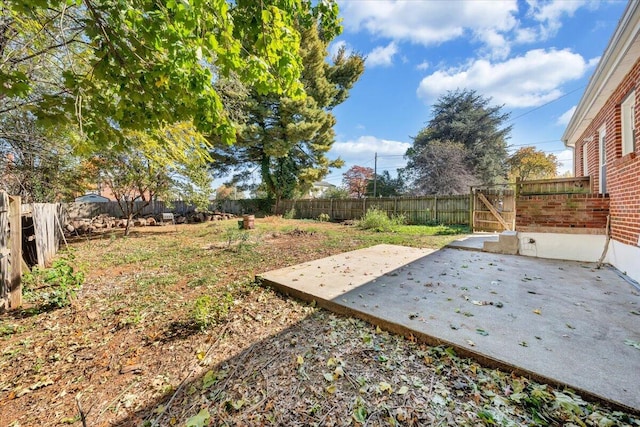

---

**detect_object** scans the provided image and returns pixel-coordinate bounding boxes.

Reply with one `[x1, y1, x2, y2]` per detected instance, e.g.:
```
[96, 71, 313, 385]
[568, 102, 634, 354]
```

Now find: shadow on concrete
[259, 244, 640, 412]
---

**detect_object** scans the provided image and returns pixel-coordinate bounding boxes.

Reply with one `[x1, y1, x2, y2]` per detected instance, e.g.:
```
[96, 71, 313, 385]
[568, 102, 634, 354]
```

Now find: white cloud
[416, 49, 590, 108]
[526, 0, 589, 39]
[331, 135, 410, 160]
[340, 0, 606, 57]
[328, 40, 353, 59]
[557, 106, 576, 126]
[366, 42, 398, 67]
[416, 60, 430, 71]
[555, 148, 574, 175]
[340, 0, 518, 57]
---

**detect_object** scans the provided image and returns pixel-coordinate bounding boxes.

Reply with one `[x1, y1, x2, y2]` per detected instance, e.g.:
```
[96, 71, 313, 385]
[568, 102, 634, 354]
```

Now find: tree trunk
[124, 213, 133, 236]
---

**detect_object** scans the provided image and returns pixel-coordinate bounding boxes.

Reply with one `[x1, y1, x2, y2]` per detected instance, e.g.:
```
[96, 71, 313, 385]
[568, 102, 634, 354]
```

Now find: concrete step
[483, 231, 518, 255]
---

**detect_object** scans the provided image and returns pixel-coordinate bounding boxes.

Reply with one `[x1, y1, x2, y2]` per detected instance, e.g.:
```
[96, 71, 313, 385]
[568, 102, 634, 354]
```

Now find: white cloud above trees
[416, 49, 592, 108]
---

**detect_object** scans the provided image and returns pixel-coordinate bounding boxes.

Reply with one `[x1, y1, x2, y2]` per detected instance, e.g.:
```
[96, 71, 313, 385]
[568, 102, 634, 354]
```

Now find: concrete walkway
[258, 244, 640, 412]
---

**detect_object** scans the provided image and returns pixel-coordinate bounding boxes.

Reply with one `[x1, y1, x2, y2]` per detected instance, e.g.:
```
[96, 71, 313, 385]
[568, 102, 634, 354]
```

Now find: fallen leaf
[323, 372, 334, 382]
[296, 355, 304, 366]
[624, 339, 640, 350]
[397, 385, 409, 395]
[533, 309, 541, 315]
[466, 340, 476, 347]
[185, 408, 210, 427]
[379, 381, 393, 394]
[325, 384, 337, 394]
[476, 328, 489, 336]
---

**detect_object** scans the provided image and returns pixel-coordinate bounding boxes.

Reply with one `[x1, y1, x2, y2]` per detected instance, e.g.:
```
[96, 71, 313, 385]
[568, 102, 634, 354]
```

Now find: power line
[506, 85, 585, 123]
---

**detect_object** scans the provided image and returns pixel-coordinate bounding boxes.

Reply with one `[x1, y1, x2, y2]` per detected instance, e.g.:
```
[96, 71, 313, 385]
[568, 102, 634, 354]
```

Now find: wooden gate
[471, 186, 515, 232]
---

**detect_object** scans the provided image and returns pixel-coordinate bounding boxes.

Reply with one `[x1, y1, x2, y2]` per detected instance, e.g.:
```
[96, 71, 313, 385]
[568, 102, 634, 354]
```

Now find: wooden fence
[516, 176, 592, 195]
[277, 195, 470, 225]
[66, 196, 471, 225]
[0, 192, 22, 311]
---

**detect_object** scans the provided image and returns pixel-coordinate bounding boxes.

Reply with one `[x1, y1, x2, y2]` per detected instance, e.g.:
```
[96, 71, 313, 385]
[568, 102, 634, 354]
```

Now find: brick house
[517, 1, 639, 283]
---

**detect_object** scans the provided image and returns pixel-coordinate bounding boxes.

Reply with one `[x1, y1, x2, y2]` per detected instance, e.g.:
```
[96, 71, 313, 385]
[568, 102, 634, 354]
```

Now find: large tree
[94, 123, 214, 235]
[0, 111, 92, 202]
[366, 170, 406, 197]
[507, 146, 560, 181]
[404, 139, 477, 195]
[210, 23, 365, 206]
[343, 165, 373, 198]
[1, 0, 341, 151]
[405, 89, 511, 192]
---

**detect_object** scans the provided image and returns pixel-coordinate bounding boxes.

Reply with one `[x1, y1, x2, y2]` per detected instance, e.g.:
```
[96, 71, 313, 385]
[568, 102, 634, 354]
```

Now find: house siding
[574, 56, 640, 247]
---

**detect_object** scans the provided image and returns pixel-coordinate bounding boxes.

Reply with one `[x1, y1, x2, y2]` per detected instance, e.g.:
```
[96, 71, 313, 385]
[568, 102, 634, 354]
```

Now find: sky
[321, 0, 630, 188]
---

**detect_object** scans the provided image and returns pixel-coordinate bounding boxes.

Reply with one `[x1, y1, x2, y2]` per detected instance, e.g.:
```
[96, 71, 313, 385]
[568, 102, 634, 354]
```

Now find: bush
[357, 208, 406, 232]
[23, 254, 85, 308]
[191, 293, 234, 330]
[283, 207, 296, 219]
[317, 213, 330, 222]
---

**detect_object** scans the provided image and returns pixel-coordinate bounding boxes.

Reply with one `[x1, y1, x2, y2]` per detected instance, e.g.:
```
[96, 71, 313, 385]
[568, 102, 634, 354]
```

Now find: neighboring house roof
[562, 1, 640, 147]
[313, 181, 336, 188]
[75, 194, 111, 203]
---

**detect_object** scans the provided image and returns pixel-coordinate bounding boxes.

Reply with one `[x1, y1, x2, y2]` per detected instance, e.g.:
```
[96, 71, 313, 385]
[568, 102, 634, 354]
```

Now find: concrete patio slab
[258, 244, 640, 412]
[446, 233, 498, 251]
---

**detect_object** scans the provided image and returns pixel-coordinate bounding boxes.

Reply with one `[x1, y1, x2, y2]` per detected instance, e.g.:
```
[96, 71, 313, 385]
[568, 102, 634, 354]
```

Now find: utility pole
[373, 152, 377, 198]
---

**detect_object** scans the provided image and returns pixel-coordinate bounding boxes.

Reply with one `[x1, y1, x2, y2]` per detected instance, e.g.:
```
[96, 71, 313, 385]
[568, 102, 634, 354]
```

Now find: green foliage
[1, 0, 342, 152]
[224, 229, 251, 251]
[366, 170, 406, 197]
[320, 186, 350, 199]
[94, 122, 215, 235]
[283, 207, 297, 220]
[405, 89, 511, 192]
[191, 293, 233, 330]
[0, 112, 94, 202]
[23, 255, 84, 308]
[317, 213, 330, 222]
[508, 147, 560, 181]
[357, 208, 406, 232]
[210, 22, 364, 201]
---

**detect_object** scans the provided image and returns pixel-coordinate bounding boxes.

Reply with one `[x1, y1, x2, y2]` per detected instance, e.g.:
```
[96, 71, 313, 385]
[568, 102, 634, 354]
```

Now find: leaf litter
[0, 219, 638, 426]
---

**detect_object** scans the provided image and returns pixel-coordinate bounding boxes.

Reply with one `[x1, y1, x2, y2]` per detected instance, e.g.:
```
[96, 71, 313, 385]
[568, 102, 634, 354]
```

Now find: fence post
[8, 196, 21, 309]
[469, 187, 474, 232]
[363, 197, 366, 218]
[434, 196, 438, 224]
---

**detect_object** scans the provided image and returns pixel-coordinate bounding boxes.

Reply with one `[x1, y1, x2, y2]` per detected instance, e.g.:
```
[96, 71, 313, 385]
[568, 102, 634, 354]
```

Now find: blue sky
[321, 0, 629, 187]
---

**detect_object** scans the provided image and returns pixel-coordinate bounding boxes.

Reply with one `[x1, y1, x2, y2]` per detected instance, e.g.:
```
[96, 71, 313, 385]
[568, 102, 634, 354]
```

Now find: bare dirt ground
[1, 218, 638, 426]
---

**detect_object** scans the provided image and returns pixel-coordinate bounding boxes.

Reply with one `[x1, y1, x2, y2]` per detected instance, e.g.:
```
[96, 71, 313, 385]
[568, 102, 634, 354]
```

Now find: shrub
[283, 207, 296, 219]
[23, 254, 85, 308]
[191, 293, 234, 330]
[357, 207, 405, 232]
[317, 213, 330, 222]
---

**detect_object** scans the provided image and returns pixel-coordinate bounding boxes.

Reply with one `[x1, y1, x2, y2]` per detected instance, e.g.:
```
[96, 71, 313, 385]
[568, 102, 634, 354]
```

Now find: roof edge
[562, 1, 640, 148]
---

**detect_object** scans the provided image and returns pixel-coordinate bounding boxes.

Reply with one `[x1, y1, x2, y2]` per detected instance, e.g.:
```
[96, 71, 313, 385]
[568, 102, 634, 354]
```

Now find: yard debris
[1, 219, 638, 427]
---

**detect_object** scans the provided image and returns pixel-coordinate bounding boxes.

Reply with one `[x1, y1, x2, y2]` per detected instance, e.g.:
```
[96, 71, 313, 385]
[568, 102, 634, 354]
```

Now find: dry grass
[0, 218, 637, 426]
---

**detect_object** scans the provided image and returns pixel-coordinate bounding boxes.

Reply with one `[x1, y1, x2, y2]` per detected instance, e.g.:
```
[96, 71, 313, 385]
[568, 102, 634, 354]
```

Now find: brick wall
[517, 193, 610, 230]
[572, 56, 640, 246]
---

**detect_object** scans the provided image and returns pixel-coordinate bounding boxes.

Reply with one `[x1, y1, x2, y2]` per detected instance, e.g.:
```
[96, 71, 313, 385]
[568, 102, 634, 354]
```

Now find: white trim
[621, 90, 636, 155]
[598, 125, 607, 194]
[562, 2, 640, 147]
[582, 141, 589, 176]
